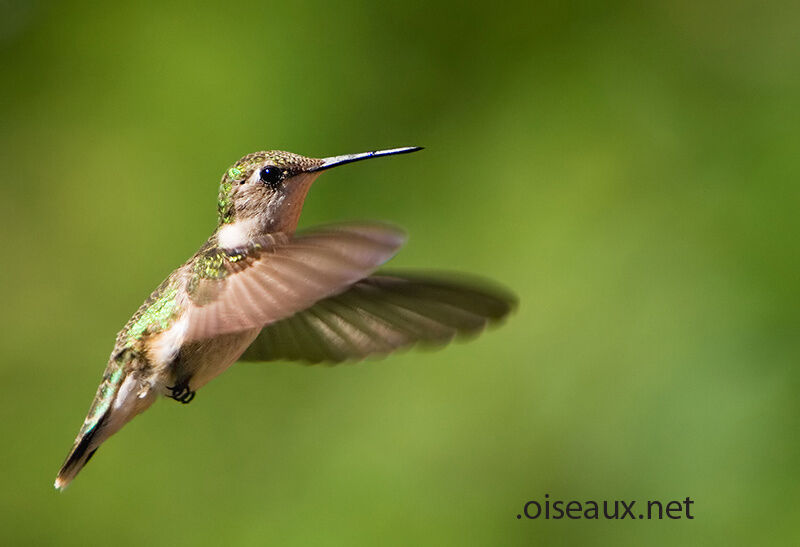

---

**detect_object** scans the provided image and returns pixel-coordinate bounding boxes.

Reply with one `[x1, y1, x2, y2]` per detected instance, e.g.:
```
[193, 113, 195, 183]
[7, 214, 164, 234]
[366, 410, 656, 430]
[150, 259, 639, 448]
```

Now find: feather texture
[184, 223, 406, 342]
[239, 272, 516, 364]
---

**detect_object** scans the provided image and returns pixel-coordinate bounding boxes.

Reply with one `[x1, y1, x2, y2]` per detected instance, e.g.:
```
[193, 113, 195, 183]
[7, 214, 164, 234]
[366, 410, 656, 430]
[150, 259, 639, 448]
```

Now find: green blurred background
[1, 1, 798, 545]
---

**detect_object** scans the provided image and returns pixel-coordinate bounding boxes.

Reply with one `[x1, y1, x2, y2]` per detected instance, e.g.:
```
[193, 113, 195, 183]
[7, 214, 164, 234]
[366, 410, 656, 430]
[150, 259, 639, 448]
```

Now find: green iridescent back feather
[115, 237, 244, 350]
[118, 275, 183, 348]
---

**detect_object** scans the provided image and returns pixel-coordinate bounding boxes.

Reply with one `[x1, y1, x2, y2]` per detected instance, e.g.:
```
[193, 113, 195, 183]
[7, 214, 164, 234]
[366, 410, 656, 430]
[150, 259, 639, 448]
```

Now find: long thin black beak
[308, 146, 423, 172]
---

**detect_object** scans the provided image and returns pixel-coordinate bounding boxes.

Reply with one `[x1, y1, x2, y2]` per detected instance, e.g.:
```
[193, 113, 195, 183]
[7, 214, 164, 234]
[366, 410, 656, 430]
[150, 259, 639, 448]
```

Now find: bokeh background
[1, 1, 798, 545]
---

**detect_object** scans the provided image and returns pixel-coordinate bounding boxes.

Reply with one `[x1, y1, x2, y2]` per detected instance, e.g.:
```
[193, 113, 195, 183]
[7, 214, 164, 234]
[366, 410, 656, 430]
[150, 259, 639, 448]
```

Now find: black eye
[259, 167, 284, 188]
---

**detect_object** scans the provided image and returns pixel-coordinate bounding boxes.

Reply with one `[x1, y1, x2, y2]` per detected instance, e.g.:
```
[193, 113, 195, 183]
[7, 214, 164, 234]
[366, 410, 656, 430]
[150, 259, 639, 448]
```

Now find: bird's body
[55, 147, 515, 490]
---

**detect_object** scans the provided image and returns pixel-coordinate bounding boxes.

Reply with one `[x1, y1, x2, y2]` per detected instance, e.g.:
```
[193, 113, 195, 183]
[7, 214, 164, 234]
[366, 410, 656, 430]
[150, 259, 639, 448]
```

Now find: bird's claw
[167, 382, 196, 404]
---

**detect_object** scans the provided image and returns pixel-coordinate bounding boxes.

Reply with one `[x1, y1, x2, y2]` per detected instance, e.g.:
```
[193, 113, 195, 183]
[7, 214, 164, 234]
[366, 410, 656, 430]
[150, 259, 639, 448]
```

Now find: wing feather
[240, 272, 516, 364]
[184, 223, 406, 342]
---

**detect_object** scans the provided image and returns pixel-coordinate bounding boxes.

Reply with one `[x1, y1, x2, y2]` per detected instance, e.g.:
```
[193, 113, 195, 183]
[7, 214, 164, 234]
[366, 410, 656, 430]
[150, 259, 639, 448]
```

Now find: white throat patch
[217, 219, 255, 250]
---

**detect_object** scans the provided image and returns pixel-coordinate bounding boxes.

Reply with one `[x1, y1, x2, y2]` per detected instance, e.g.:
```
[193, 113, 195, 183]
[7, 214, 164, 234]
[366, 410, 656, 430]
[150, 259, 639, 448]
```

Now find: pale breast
[172, 328, 261, 392]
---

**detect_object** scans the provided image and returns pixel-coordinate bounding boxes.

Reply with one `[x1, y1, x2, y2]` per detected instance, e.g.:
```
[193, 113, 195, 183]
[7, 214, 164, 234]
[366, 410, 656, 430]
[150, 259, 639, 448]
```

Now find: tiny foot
[167, 382, 196, 404]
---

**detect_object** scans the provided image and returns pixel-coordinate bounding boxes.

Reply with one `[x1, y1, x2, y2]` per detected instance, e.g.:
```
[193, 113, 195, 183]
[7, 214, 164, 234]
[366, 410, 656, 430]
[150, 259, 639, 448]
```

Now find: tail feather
[54, 366, 158, 491]
[54, 415, 106, 491]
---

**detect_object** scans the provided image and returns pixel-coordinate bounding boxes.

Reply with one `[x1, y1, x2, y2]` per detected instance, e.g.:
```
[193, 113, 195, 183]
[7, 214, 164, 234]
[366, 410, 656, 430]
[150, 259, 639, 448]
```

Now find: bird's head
[216, 147, 421, 235]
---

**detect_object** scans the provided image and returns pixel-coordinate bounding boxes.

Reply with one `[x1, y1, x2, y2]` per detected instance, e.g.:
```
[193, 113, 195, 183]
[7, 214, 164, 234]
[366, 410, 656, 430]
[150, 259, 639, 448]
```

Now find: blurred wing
[184, 223, 406, 342]
[239, 272, 516, 364]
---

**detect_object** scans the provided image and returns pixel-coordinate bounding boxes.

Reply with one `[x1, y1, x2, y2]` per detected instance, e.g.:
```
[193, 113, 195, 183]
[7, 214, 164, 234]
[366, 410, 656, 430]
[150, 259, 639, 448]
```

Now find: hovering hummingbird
[55, 146, 515, 490]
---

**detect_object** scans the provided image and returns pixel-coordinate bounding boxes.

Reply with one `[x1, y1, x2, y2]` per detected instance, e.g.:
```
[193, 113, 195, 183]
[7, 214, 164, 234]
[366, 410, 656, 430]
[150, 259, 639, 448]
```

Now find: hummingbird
[55, 146, 515, 490]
